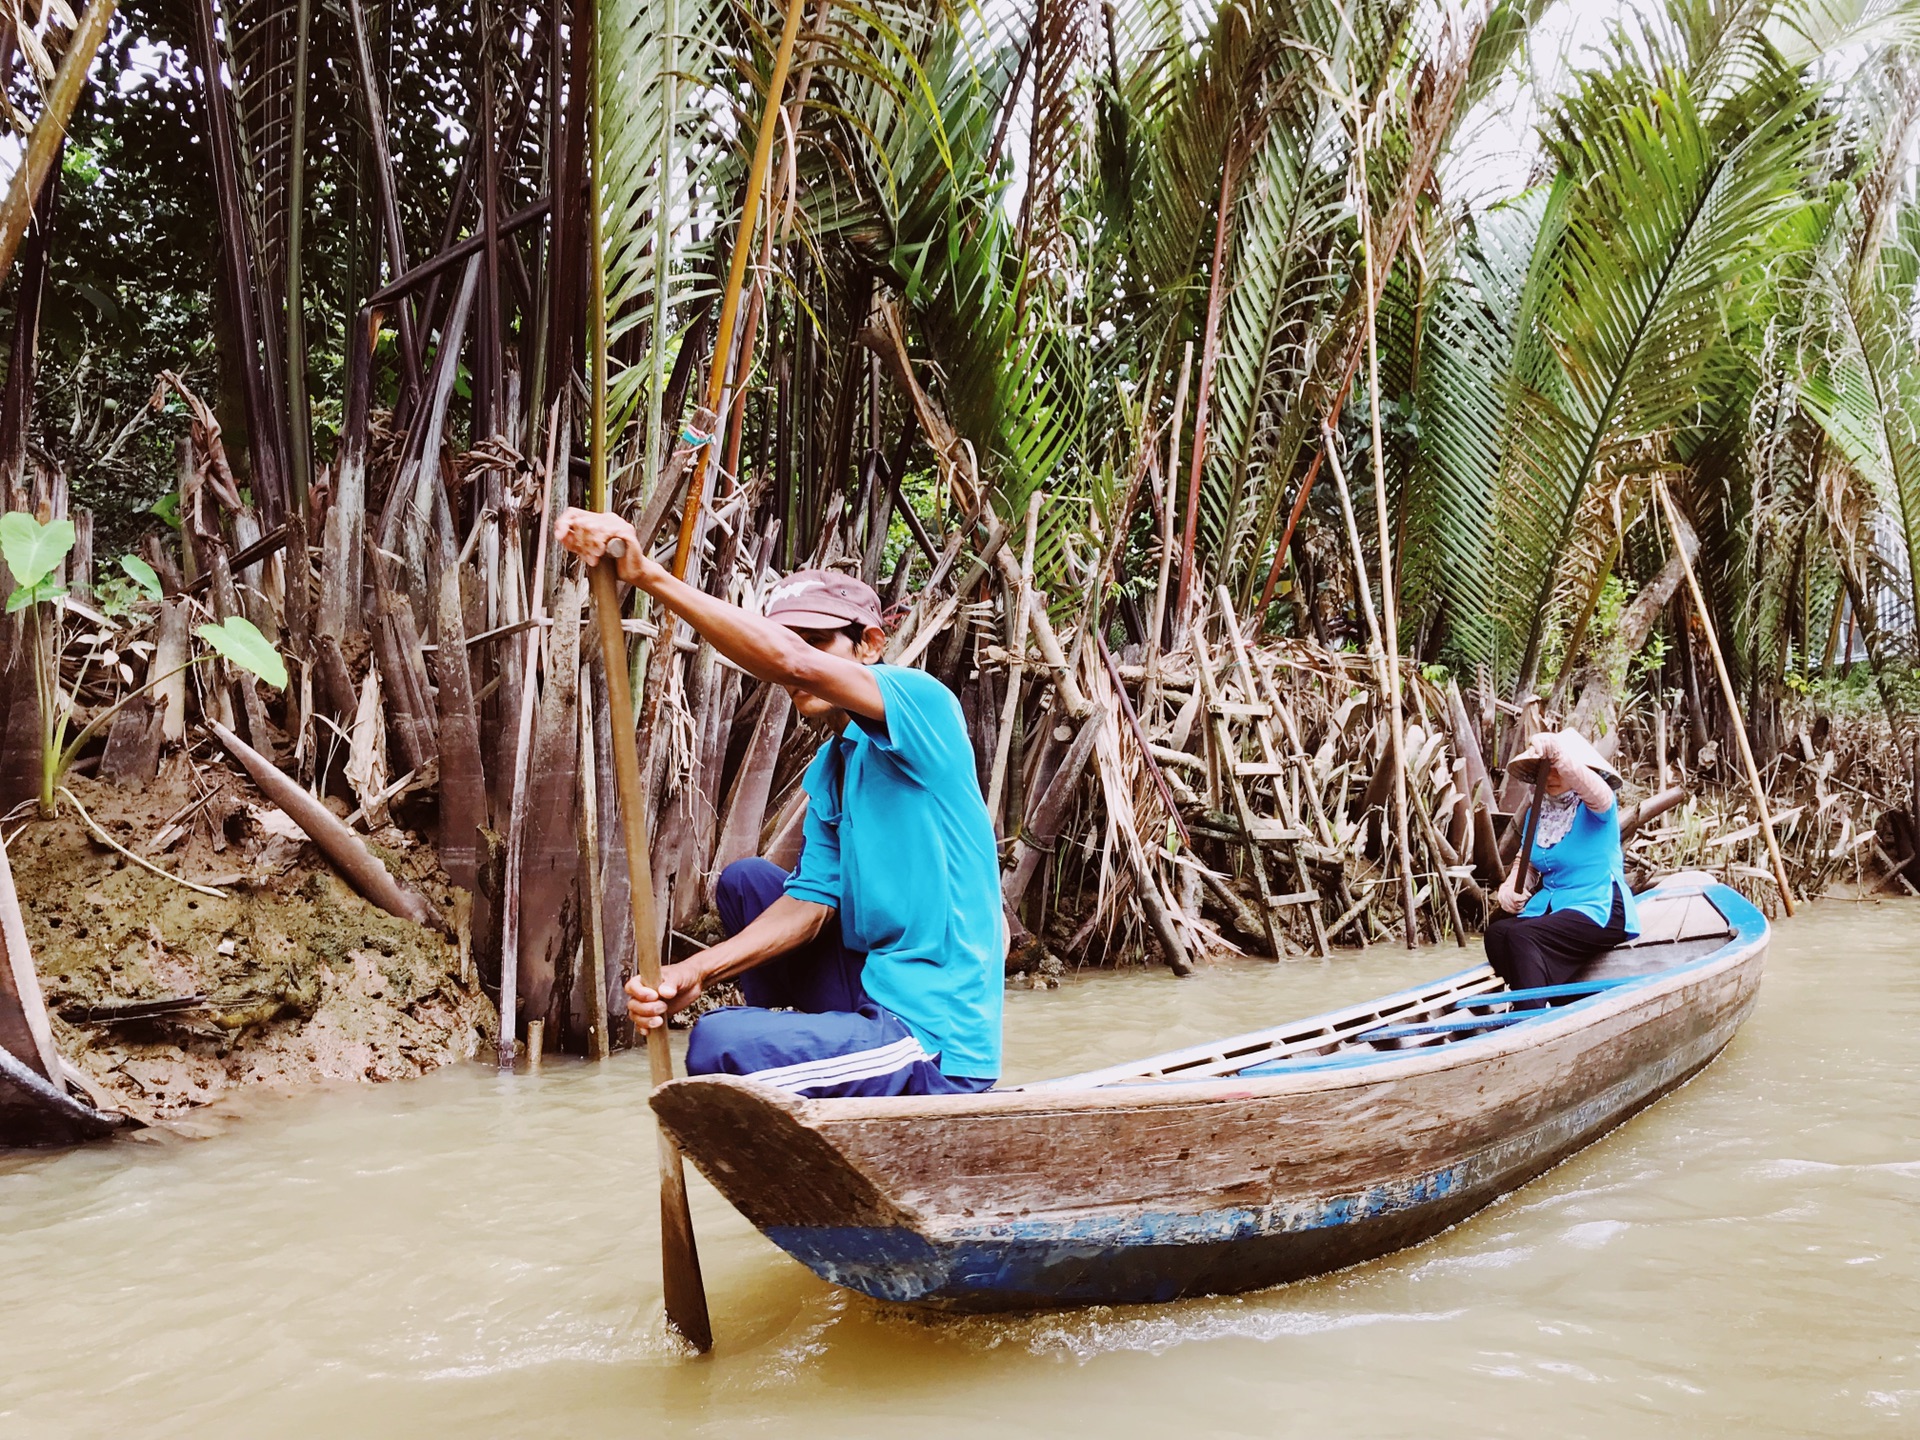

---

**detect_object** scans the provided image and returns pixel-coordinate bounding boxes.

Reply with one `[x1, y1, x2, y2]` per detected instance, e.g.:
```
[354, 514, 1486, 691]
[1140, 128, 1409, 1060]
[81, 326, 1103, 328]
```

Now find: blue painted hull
[654, 880, 1767, 1311]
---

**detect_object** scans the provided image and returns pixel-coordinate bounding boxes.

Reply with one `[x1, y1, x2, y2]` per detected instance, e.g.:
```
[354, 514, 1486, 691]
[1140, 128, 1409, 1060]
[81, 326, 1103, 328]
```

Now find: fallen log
[208, 719, 443, 929]
[1620, 785, 1689, 840]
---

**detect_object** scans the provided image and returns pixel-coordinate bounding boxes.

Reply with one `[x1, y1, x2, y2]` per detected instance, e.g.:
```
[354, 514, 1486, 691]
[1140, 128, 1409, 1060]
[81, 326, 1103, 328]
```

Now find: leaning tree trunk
[1564, 509, 1699, 751]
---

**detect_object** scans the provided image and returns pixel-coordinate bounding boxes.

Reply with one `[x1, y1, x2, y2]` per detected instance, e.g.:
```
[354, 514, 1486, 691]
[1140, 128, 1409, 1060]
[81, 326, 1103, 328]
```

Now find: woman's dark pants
[1484, 892, 1629, 1002]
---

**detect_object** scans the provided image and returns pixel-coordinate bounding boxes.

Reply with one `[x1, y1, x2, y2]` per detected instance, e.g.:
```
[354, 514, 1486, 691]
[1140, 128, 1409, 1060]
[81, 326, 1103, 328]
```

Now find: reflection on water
[3, 902, 1917, 1438]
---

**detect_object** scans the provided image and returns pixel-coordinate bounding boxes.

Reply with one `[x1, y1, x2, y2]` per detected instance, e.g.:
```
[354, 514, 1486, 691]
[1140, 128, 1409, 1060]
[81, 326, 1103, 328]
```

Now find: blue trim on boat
[1452, 977, 1637, 1007]
[763, 1163, 1474, 1304]
[1358, 1013, 1537, 1041]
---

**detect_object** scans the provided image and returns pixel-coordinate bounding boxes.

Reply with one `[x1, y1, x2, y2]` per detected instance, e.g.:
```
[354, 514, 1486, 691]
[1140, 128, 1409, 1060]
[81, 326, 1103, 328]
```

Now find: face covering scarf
[1534, 789, 1582, 849]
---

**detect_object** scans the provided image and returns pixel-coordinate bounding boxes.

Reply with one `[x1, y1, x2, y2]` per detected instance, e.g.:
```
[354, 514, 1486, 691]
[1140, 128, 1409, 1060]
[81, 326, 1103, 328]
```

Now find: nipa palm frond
[597, 0, 725, 492]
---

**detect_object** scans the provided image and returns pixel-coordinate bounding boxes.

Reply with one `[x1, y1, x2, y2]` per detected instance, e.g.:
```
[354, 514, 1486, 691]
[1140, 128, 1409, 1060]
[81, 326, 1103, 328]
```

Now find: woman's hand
[556, 506, 660, 589]
[625, 958, 707, 1032]
[1497, 875, 1528, 914]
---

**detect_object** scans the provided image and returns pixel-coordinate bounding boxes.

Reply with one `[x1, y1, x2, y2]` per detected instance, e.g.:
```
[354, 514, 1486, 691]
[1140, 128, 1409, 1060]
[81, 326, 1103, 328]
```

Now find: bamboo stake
[496, 421, 559, 1072]
[1655, 481, 1795, 916]
[986, 490, 1043, 825]
[669, 0, 816, 579]
[578, 662, 610, 1061]
[1354, 128, 1417, 950]
[1322, 425, 1422, 944]
[1146, 341, 1193, 712]
[1176, 158, 1237, 639]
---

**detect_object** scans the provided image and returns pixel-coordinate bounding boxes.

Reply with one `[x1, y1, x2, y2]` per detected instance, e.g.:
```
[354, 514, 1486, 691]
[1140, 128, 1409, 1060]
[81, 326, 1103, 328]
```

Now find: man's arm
[626, 894, 835, 1031]
[557, 508, 884, 725]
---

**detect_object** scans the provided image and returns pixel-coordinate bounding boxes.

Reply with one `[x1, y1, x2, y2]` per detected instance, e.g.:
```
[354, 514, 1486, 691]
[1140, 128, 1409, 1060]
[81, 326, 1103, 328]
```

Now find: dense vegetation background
[1, 0, 1917, 1056]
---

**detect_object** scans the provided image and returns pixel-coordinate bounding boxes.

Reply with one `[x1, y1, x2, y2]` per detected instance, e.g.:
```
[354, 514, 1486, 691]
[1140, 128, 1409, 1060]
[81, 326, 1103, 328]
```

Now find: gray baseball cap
[763, 569, 884, 631]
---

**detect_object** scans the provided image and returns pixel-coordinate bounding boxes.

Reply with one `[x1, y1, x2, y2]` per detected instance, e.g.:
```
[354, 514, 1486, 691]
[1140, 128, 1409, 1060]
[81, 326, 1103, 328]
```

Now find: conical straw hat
[1507, 729, 1623, 791]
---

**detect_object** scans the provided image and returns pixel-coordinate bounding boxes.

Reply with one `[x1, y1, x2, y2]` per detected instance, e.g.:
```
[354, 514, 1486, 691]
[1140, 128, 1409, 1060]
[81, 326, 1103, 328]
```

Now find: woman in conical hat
[1489, 730, 1641, 1001]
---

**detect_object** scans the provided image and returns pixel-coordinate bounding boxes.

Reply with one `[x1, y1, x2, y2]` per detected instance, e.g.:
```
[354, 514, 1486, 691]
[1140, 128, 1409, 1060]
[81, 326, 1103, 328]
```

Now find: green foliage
[195, 617, 289, 690]
[29, 0, 1920, 736]
[33, 18, 215, 554]
[0, 512, 76, 612]
[594, 0, 724, 501]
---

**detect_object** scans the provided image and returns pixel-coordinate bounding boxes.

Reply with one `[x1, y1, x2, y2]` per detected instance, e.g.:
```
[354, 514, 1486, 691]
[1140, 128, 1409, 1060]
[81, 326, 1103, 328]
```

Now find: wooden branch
[986, 491, 1043, 825]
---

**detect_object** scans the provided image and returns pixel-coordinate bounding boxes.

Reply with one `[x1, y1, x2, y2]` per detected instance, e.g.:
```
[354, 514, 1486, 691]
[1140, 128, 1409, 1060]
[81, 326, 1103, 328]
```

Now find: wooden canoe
[0, 1041, 133, 1148]
[0, 875, 135, 1148]
[651, 874, 1767, 1312]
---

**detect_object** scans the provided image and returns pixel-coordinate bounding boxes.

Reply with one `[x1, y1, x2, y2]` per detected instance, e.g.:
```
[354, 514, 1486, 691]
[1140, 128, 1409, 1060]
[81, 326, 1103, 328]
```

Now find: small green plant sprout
[2, 512, 76, 815]
[120, 555, 162, 600]
[42, 613, 285, 815]
[89, 554, 165, 618]
[0, 514, 285, 814]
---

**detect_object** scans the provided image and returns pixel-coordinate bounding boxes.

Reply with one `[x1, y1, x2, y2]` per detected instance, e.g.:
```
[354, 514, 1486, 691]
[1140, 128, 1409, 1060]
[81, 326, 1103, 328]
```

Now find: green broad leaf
[5, 574, 63, 613]
[149, 492, 181, 529]
[119, 554, 162, 599]
[195, 616, 288, 690]
[0, 512, 75, 589]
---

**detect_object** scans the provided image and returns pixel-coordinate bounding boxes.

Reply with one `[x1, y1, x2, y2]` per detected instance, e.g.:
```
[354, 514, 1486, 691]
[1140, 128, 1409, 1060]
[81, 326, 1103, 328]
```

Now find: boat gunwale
[656, 881, 1767, 1127]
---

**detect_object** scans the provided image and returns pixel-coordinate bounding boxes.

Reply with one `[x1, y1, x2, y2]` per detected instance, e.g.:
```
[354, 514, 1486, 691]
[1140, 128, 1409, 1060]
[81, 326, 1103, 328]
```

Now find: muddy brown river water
[3, 899, 1916, 1437]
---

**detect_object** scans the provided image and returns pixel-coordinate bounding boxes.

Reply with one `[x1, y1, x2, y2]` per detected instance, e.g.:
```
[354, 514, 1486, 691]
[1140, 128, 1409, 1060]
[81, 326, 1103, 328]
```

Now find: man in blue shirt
[557, 508, 1004, 1097]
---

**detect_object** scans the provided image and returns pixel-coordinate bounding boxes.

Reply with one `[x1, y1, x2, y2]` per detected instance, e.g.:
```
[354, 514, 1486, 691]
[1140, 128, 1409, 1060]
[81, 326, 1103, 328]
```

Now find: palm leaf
[1493, 51, 1823, 689]
[1402, 185, 1553, 669]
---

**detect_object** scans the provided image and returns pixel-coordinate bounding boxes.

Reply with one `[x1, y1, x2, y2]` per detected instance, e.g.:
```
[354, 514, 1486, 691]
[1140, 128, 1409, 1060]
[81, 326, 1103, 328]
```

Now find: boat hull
[652, 881, 1767, 1311]
[0, 1042, 134, 1148]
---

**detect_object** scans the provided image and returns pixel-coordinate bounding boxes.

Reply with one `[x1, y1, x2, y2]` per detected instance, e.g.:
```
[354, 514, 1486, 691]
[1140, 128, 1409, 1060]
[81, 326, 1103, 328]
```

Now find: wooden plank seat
[1025, 969, 1506, 1088]
[1346, 977, 1651, 1049]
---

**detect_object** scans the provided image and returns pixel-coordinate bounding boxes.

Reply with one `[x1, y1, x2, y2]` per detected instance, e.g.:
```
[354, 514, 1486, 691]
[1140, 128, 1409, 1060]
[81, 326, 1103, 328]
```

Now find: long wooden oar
[589, 538, 712, 1353]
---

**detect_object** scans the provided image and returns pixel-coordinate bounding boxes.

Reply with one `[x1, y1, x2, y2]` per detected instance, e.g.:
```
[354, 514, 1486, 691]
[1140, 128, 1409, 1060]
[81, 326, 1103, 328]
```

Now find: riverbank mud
[13, 766, 494, 1125]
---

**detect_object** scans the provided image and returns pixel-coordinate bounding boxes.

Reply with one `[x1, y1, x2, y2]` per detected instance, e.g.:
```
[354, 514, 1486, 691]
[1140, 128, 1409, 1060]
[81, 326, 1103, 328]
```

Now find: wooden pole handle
[589, 554, 712, 1353]
[1517, 770, 1547, 895]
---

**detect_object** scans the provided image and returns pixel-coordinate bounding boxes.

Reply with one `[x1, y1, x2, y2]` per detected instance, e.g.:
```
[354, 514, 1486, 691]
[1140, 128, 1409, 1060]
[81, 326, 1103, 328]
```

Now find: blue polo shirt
[1521, 790, 1642, 935]
[783, 664, 1005, 1078]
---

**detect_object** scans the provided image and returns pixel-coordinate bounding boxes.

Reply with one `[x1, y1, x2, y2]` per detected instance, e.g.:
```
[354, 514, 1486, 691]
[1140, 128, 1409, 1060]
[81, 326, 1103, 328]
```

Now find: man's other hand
[557, 506, 658, 588]
[625, 959, 706, 1032]
[1497, 876, 1528, 914]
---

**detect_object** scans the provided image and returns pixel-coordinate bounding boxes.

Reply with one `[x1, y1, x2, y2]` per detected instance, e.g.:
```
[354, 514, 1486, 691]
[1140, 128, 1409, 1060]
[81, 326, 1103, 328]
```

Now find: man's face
[786, 625, 882, 721]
